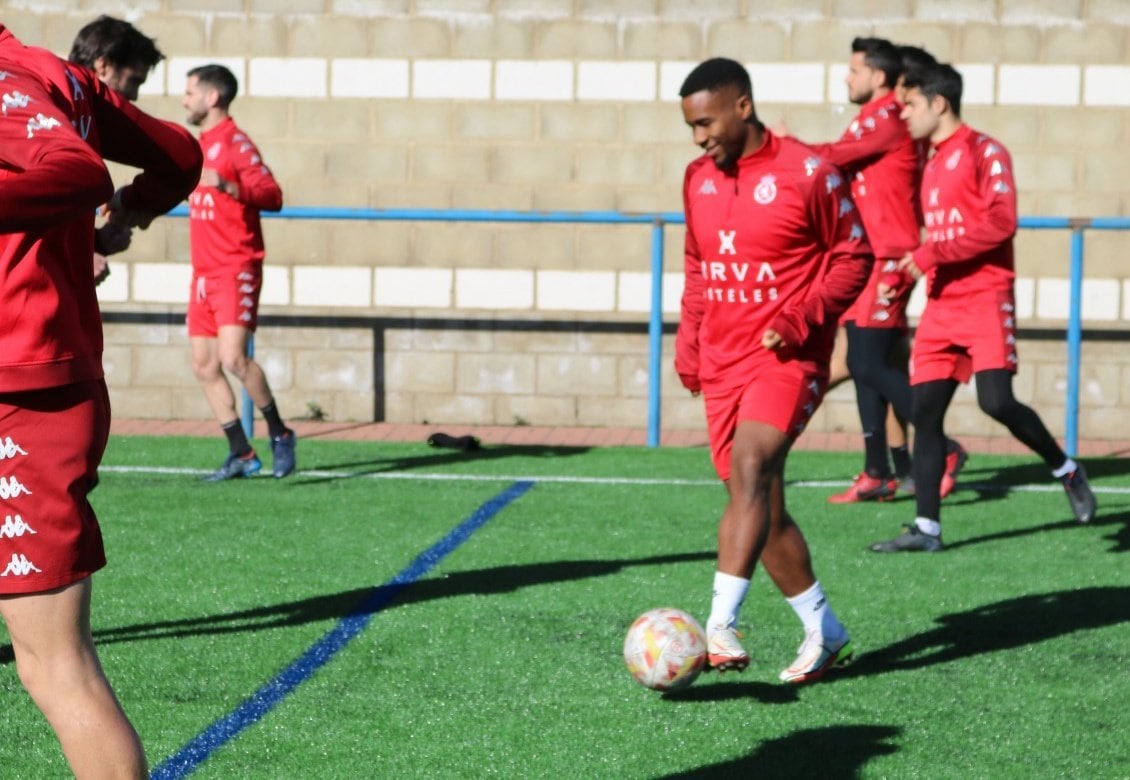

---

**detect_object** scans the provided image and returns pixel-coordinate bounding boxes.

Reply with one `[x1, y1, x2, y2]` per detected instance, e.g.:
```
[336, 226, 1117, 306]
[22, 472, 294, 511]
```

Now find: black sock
[222, 420, 253, 457]
[891, 445, 912, 478]
[260, 400, 287, 439]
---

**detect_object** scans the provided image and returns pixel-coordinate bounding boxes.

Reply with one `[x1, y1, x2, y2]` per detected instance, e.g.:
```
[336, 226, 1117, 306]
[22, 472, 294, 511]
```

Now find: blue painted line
[151, 480, 535, 779]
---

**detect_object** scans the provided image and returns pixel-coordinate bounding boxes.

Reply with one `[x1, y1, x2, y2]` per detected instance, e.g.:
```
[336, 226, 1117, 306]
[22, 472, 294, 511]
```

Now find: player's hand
[93, 253, 110, 286]
[199, 168, 222, 188]
[897, 253, 924, 281]
[876, 281, 895, 303]
[762, 329, 786, 352]
[103, 187, 156, 230]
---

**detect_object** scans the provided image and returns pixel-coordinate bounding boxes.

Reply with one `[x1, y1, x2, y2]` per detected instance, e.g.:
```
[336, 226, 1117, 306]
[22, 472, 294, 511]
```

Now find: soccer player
[182, 64, 296, 481]
[870, 63, 1096, 552]
[676, 58, 871, 682]
[69, 15, 166, 285]
[0, 23, 201, 775]
[793, 37, 928, 502]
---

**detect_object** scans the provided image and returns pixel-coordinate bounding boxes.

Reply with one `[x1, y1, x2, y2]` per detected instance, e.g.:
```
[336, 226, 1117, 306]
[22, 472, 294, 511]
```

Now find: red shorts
[911, 288, 1018, 385]
[188, 265, 262, 337]
[704, 360, 827, 481]
[0, 380, 109, 594]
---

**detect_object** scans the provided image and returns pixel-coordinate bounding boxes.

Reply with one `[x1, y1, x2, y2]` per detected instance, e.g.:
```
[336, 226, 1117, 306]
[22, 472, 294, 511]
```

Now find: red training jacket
[188, 116, 283, 276]
[911, 123, 1017, 301]
[806, 93, 921, 327]
[675, 131, 874, 393]
[0, 26, 202, 392]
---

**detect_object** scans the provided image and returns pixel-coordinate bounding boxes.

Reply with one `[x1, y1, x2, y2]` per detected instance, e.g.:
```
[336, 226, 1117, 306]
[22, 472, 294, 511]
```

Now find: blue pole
[1065, 228, 1084, 457]
[241, 335, 255, 439]
[647, 221, 665, 448]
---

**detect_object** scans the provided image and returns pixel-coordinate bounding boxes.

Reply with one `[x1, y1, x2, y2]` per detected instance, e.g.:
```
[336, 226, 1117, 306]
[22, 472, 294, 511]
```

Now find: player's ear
[736, 92, 753, 120]
[93, 57, 112, 80]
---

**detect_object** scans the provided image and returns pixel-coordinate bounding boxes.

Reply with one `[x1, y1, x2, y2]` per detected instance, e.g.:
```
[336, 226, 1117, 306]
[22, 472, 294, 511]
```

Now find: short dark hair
[902, 62, 963, 117]
[898, 44, 938, 86]
[851, 36, 902, 89]
[187, 64, 239, 109]
[679, 57, 752, 100]
[69, 15, 163, 71]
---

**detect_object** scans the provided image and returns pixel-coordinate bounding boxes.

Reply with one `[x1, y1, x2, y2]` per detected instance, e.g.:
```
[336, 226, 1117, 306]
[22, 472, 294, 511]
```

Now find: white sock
[707, 571, 750, 631]
[785, 581, 845, 641]
[915, 517, 942, 536]
[1052, 458, 1077, 479]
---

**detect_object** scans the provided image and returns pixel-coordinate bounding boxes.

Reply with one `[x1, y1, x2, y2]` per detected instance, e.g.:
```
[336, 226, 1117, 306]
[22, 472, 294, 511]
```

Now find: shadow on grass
[0, 551, 716, 664]
[654, 724, 901, 779]
[844, 585, 1130, 678]
[943, 511, 1130, 552]
[290, 444, 591, 485]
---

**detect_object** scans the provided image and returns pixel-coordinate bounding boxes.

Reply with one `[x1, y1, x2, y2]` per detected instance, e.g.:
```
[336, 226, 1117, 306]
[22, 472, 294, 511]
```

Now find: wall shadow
[291, 443, 591, 485]
[655, 725, 901, 779]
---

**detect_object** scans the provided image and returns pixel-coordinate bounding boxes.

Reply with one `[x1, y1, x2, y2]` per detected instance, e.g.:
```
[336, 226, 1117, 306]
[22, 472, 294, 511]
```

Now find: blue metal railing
[168, 205, 1130, 455]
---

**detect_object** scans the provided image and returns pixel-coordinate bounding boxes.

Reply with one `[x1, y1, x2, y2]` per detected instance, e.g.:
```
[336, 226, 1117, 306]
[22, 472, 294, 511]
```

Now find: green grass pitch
[1, 436, 1127, 778]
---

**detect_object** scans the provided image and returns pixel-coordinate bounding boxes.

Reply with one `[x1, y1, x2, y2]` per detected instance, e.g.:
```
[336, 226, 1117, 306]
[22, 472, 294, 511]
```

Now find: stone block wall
[9, 3, 1130, 442]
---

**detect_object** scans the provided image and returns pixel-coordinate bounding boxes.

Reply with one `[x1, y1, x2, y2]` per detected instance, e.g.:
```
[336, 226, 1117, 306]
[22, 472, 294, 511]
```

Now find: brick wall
[9, 4, 1129, 441]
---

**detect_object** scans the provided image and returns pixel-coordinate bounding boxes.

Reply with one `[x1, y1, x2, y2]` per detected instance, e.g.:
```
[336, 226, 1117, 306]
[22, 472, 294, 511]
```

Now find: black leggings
[845, 323, 913, 476]
[913, 368, 1066, 520]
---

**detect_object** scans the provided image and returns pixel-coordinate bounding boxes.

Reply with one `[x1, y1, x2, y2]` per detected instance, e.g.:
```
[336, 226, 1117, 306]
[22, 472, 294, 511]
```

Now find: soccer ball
[623, 607, 707, 691]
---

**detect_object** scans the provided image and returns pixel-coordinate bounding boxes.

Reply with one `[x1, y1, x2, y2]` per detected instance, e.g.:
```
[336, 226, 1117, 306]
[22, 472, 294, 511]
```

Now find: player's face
[95, 59, 149, 102]
[900, 87, 941, 141]
[845, 52, 877, 104]
[182, 76, 212, 126]
[681, 86, 754, 170]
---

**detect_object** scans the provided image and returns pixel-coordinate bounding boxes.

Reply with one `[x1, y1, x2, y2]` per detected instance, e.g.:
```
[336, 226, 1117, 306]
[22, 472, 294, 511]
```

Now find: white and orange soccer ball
[623, 607, 708, 691]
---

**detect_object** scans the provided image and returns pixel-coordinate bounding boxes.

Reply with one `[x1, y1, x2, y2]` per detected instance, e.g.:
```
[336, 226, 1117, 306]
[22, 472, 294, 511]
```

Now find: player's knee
[219, 352, 250, 378]
[191, 357, 221, 382]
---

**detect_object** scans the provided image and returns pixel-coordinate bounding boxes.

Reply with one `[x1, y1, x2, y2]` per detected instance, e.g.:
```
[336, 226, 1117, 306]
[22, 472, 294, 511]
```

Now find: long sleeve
[769, 167, 873, 348]
[229, 134, 283, 212]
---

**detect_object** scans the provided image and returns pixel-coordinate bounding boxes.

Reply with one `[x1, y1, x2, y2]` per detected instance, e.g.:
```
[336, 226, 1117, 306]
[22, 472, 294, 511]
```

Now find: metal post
[647, 221, 665, 448]
[241, 335, 255, 439]
[1065, 227, 1084, 457]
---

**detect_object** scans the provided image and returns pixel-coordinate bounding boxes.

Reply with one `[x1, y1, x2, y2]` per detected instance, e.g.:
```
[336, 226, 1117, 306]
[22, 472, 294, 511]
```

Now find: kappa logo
[239, 283, 256, 294]
[237, 271, 255, 281]
[0, 476, 32, 500]
[754, 175, 777, 205]
[993, 181, 1011, 194]
[0, 514, 36, 539]
[240, 296, 255, 308]
[26, 112, 60, 139]
[206, 142, 222, 161]
[839, 199, 854, 217]
[0, 71, 9, 81]
[239, 311, 253, 322]
[1, 553, 41, 577]
[698, 178, 718, 195]
[849, 222, 864, 242]
[945, 149, 962, 170]
[803, 157, 820, 176]
[872, 310, 891, 322]
[2, 90, 29, 116]
[0, 437, 28, 460]
[825, 172, 842, 193]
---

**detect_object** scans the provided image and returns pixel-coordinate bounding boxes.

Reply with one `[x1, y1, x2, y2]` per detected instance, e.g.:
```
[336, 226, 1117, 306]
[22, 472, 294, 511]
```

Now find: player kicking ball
[870, 62, 1096, 553]
[676, 59, 870, 681]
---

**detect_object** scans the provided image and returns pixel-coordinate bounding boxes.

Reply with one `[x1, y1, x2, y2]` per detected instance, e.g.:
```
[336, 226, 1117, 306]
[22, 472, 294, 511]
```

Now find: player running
[676, 58, 870, 682]
[870, 62, 1096, 553]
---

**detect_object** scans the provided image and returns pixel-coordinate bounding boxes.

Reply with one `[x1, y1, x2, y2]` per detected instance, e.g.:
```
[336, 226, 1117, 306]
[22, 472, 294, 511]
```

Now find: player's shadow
[942, 510, 1130, 552]
[654, 724, 901, 779]
[0, 550, 716, 663]
[290, 443, 591, 485]
[844, 585, 1130, 678]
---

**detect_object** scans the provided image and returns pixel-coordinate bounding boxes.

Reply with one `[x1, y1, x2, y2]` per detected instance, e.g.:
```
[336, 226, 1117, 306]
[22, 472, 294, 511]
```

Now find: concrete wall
[9, 3, 1130, 441]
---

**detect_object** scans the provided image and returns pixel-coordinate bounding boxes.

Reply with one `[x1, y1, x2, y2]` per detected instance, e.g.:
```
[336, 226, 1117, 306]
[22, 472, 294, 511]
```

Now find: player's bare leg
[0, 579, 147, 779]
[191, 334, 262, 480]
[826, 326, 850, 391]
